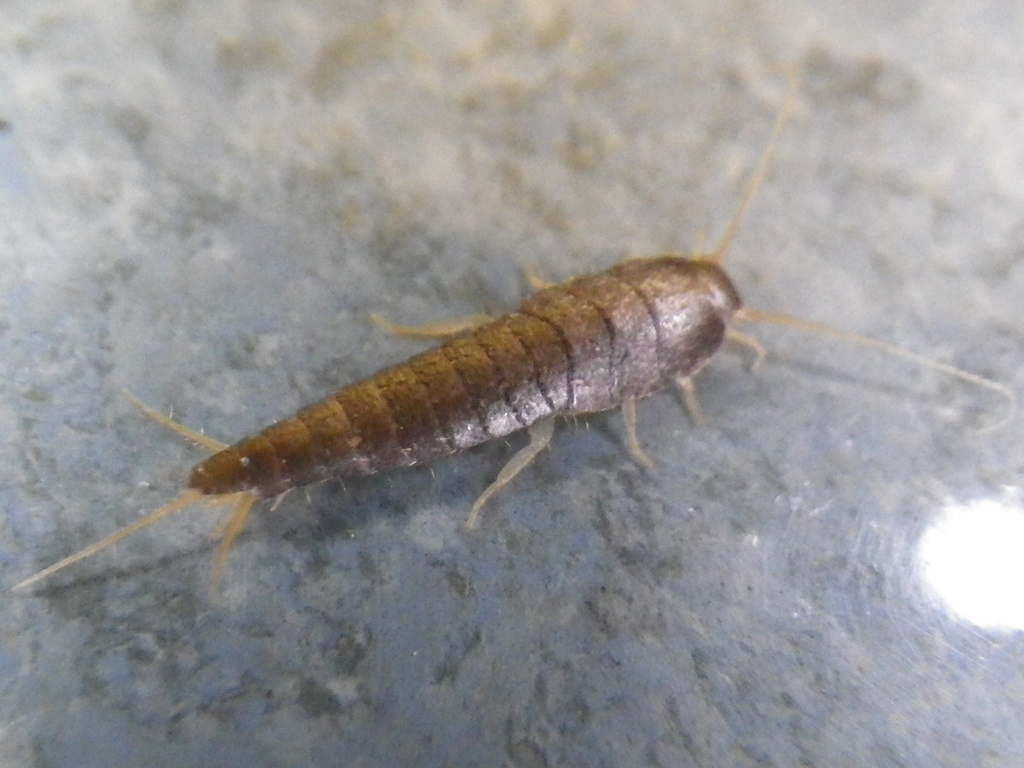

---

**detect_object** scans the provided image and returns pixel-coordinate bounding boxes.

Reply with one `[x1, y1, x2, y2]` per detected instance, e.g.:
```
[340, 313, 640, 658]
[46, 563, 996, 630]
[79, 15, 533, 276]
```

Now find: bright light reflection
[918, 490, 1024, 631]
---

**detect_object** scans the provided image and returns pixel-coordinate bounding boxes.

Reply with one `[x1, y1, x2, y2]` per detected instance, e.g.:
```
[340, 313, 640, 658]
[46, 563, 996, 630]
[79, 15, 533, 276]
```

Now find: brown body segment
[189, 257, 742, 499]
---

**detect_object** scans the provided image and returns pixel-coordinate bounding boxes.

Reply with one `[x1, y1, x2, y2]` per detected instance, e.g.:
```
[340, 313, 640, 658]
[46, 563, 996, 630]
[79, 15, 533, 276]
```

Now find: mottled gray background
[3, 1, 1024, 766]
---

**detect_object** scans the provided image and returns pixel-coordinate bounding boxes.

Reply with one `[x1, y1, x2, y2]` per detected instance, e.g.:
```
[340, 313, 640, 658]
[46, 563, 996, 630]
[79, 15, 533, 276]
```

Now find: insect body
[13, 73, 1012, 591]
[196, 257, 738, 498]
[14, 256, 741, 590]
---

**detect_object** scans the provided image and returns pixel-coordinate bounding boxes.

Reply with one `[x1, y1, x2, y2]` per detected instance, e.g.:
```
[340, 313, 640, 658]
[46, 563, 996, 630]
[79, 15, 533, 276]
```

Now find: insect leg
[369, 313, 494, 339]
[268, 489, 293, 512]
[621, 397, 654, 469]
[673, 375, 708, 427]
[464, 418, 555, 529]
[725, 328, 767, 371]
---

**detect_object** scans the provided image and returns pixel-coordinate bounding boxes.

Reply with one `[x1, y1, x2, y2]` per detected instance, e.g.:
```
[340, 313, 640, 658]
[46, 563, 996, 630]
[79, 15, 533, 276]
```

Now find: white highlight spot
[918, 490, 1024, 630]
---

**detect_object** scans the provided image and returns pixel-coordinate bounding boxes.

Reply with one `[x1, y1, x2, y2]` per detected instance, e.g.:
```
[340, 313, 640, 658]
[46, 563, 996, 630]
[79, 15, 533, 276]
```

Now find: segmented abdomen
[189, 256, 740, 498]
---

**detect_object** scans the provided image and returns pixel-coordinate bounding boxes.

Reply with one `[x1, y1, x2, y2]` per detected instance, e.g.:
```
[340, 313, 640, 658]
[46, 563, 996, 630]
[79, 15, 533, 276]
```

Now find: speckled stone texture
[2, 2, 1024, 767]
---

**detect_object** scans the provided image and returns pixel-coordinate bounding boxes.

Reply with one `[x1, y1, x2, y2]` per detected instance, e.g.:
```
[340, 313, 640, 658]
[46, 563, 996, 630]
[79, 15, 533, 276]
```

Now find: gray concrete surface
[3, 1, 1024, 766]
